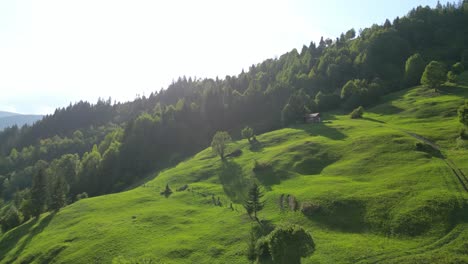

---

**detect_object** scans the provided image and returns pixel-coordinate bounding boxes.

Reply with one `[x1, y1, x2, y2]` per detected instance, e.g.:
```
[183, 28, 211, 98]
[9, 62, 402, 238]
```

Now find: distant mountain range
[0, 111, 43, 130]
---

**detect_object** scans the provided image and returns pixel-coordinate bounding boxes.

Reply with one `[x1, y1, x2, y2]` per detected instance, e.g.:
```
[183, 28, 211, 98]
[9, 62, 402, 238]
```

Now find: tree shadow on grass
[299, 123, 347, 140]
[253, 165, 281, 187]
[362, 117, 386, 124]
[0, 212, 55, 263]
[369, 104, 404, 115]
[249, 139, 264, 152]
[305, 199, 368, 233]
[219, 160, 249, 203]
[437, 84, 468, 96]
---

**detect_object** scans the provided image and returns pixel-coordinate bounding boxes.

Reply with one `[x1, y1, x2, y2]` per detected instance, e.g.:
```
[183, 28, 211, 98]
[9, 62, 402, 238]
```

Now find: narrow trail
[367, 117, 468, 193]
[403, 131, 468, 192]
[357, 223, 467, 264]
[355, 118, 468, 263]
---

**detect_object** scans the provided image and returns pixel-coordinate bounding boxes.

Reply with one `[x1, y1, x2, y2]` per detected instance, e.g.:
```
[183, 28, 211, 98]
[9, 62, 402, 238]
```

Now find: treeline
[1, 2, 468, 221]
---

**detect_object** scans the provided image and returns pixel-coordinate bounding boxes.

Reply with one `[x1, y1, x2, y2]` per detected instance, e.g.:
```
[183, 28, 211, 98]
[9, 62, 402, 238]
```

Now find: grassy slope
[1, 75, 468, 264]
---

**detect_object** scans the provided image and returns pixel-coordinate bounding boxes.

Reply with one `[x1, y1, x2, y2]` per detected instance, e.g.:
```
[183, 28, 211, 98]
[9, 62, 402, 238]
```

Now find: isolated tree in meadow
[266, 225, 315, 264]
[244, 183, 265, 222]
[31, 169, 48, 217]
[404, 53, 426, 87]
[211, 131, 231, 160]
[350, 106, 364, 119]
[421, 61, 447, 91]
[241, 126, 254, 143]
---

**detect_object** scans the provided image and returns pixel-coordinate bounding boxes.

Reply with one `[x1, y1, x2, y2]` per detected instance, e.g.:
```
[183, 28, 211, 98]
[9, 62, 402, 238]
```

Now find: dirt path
[365, 116, 468, 193]
[356, 119, 468, 263]
[401, 130, 468, 192]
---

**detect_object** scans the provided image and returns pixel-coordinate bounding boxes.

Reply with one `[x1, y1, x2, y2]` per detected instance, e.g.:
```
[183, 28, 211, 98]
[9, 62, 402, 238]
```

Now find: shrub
[0, 205, 22, 232]
[350, 106, 364, 119]
[266, 224, 315, 264]
[241, 126, 254, 143]
[75, 192, 88, 201]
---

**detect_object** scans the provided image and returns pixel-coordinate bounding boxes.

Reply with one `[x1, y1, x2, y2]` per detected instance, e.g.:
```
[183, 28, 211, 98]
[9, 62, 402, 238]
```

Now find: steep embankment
[1, 76, 468, 263]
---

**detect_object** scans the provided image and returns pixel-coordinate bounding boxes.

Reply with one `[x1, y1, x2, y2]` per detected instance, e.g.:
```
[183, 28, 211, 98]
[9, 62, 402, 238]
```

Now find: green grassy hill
[1, 75, 468, 263]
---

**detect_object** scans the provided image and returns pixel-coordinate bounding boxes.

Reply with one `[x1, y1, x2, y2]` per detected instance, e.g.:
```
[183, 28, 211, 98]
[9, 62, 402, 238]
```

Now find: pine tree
[244, 183, 265, 222]
[31, 169, 48, 217]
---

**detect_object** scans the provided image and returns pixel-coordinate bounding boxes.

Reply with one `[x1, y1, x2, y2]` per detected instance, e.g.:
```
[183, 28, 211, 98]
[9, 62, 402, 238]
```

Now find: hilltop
[1, 73, 467, 263]
[0, 113, 43, 131]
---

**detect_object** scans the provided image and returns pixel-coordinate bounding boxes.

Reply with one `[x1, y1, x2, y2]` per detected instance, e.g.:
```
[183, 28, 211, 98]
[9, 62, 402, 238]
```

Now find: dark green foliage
[281, 90, 311, 126]
[31, 169, 48, 218]
[459, 126, 467, 139]
[404, 53, 426, 87]
[242, 126, 254, 143]
[448, 62, 465, 83]
[258, 225, 315, 264]
[462, 49, 468, 68]
[314, 92, 340, 111]
[12, 188, 33, 221]
[211, 132, 232, 160]
[421, 61, 447, 90]
[19, 198, 34, 220]
[341, 80, 358, 100]
[452, 62, 464, 75]
[246, 227, 257, 263]
[244, 183, 265, 221]
[458, 100, 468, 127]
[77, 145, 101, 196]
[225, 149, 242, 158]
[350, 106, 364, 119]
[50, 176, 68, 211]
[341, 79, 383, 110]
[160, 184, 173, 198]
[0, 2, 468, 217]
[0, 205, 22, 232]
[345, 28, 356, 40]
[75, 192, 88, 201]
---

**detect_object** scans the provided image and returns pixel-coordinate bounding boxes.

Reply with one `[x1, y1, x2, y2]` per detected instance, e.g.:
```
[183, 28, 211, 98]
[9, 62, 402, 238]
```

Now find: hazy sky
[0, 0, 439, 114]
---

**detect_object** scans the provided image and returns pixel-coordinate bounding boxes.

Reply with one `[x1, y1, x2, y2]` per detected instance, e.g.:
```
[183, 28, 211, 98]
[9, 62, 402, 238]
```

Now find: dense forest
[1, 1, 468, 228]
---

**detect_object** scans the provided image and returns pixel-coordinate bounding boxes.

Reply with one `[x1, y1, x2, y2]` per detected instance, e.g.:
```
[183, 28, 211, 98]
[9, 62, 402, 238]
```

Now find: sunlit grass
[1, 76, 468, 263]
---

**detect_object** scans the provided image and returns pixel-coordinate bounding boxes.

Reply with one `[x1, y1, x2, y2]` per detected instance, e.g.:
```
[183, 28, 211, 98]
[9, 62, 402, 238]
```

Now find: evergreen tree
[31, 169, 48, 217]
[50, 176, 68, 211]
[244, 183, 265, 222]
